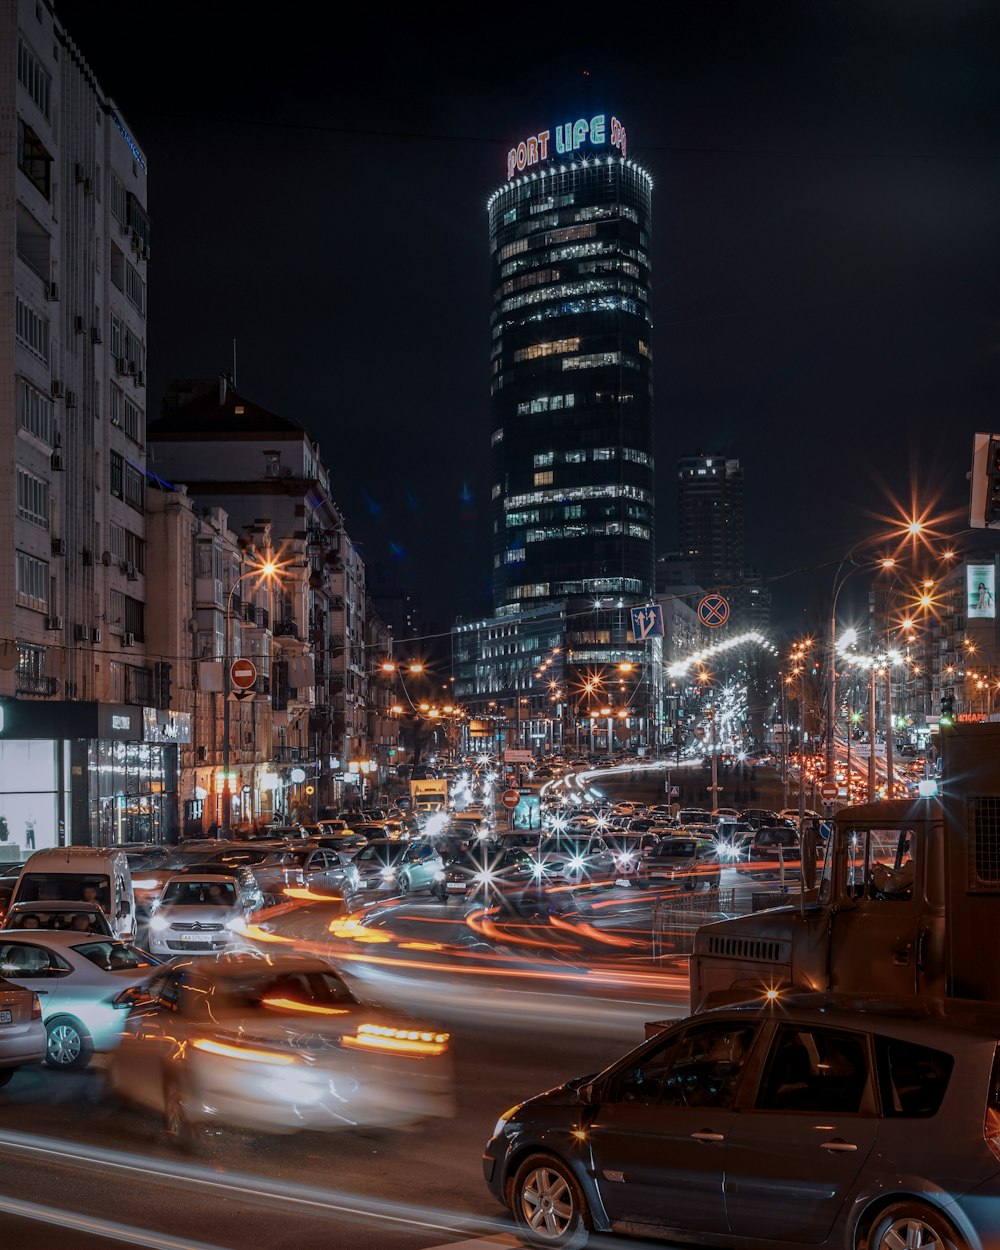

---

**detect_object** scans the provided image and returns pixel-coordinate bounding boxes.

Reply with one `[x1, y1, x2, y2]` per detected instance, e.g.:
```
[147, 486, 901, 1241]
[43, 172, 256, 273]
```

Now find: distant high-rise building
[487, 112, 654, 615]
[677, 454, 744, 592]
[453, 114, 659, 755]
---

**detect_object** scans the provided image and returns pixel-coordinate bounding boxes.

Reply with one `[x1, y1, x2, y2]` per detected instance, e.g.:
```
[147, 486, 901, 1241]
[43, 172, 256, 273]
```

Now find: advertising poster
[967, 564, 996, 620]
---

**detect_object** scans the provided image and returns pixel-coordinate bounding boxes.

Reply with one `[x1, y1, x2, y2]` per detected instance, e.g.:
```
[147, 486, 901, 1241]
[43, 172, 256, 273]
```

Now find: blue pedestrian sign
[698, 593, 730, 628]
[630, 603, 664, 640]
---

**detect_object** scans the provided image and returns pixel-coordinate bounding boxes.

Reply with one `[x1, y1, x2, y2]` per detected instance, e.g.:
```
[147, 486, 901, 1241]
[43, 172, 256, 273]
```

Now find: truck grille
[705, 934, 788, 963]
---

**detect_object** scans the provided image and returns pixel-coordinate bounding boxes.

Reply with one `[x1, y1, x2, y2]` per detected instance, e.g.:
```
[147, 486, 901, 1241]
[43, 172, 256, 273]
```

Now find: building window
[491, 428, 504, 445]
[533, 452, 554, 467]
[534, 471, 554, 487]
[18, 378, 53, 444]
[124, 260, 145, 314]
[110, 451, 124, 498]
[562, 351, 622, 372]
[110, 523, 125, 561]
[15, 296, 49, 364]
[264, 453, 281, 478]
[110, 315, 123, 361]
[16, 118, 51, 199]
[505, 548, 525, 564]
[110, 174, 127, 226]
[16, 468, 48, 528]
[124, 463, 144, 512]
[110, 244, 124, 292]
[15, 550, 48, 608]
[514, 338, 579, 364]
[110, 383, 123, 427]
[124, 396, 142, 443]
[17, 38, 51, 119]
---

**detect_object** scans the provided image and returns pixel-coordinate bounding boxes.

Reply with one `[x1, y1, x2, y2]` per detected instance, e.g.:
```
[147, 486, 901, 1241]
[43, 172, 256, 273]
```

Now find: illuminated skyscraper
[487, 113, 654, 615]
[453, 115, 659, 754]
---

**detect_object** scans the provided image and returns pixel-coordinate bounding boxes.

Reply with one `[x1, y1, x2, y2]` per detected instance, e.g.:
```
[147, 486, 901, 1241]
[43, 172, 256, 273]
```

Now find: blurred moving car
[635, 834, 721, 891]
[146, 874, 260, 958]
[441, 846, 538, 905]
[3, 900, 115, 938]
[302, 825, 370, 857]
[0, 975, 45, 1086]
[0, 931, 159, 1070]
[353, 839, 446, 900]
[111, 954, 455, 1141]
[483, 992, 1000, 1250]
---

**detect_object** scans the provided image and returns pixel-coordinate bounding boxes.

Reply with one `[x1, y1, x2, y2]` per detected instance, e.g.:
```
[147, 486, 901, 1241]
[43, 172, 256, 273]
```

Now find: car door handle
[34, 989, 49, 996]
[820, 1139, 858, 1152]
[690, 1130, 726, 1142]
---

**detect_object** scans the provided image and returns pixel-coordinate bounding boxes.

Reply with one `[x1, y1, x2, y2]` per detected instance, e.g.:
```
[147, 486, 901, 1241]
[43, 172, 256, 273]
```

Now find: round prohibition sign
[698, 593, 730, 628]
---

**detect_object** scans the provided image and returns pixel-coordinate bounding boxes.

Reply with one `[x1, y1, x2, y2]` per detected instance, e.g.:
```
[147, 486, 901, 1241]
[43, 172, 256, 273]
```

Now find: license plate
[0, 1010, 11, 1025]
[447, 883, 466, 893]
[180, 933, 211, 942]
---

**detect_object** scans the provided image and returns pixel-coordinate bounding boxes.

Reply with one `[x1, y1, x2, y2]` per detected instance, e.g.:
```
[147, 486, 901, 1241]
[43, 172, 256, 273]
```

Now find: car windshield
[8, 907, 108, 933]
[651, 840, 698, 859]
[539, 839, 591, 856]
[72, 941, 157, 970]
[214, 967, 359, 1012]
[161, 880, 238, 906]
[15, 873, 111, 907]
[355, 843, 402, 865]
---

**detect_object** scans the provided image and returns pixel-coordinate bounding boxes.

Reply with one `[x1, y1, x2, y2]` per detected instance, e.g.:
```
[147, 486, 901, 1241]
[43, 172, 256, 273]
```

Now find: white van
[8, 848, 136, 942]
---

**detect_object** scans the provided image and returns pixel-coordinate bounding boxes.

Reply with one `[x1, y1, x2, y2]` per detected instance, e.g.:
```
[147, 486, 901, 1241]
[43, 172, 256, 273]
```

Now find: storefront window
[0, 739, 64, 854]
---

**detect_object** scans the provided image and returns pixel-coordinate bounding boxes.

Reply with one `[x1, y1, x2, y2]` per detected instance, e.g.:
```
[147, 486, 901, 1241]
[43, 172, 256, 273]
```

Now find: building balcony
[274, 620, 299, 639]
[15, 673, 59, 697]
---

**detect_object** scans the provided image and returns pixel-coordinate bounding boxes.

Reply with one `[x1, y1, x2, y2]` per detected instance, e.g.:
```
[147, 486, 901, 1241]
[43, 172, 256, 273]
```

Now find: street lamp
[222, 551, 280, 835]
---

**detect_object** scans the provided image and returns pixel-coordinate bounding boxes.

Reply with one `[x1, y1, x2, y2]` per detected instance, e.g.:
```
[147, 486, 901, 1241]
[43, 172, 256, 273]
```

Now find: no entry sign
[230, 658, 258, 690]
[501, 789, 520, 809]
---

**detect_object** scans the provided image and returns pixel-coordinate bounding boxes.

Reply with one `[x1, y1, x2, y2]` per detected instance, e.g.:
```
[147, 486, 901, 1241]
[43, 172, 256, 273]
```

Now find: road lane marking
[0, 1193, 228, 1249]
[0, 1129, 507, 1241]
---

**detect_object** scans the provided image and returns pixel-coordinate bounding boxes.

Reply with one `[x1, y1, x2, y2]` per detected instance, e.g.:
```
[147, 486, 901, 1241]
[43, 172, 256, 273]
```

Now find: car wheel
[44, 1017, 93, 1071]
[511, 1153, 590, 1249]
[398, 874, 411, 897]
[164, 1077, 203, 1153]
[0, 1068, 16, 1088]
[867, 1202, 965, 1250]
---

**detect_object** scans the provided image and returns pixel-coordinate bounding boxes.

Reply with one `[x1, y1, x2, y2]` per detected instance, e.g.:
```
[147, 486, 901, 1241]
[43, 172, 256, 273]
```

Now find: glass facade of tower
[488, 152, 655, 614]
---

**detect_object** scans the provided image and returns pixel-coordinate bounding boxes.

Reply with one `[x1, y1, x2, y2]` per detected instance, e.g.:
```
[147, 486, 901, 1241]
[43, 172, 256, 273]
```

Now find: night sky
[62, 1, 1000, 636]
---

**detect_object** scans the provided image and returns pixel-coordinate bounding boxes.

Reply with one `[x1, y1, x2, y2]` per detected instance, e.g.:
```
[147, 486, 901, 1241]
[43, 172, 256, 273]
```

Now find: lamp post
[221, 551, 278, 836]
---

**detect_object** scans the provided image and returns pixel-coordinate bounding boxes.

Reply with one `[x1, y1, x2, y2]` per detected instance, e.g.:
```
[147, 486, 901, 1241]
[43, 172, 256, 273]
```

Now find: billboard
[967, 563, 996, 619]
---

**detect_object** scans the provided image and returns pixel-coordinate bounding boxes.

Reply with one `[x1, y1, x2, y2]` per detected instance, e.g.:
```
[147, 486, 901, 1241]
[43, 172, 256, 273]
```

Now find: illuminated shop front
[0, 700, 188, 849]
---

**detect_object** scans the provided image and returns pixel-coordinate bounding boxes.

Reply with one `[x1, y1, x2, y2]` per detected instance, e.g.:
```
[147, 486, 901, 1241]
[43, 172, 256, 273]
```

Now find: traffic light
[154, 660, 172, 710]
[969, 433, 1000, 528]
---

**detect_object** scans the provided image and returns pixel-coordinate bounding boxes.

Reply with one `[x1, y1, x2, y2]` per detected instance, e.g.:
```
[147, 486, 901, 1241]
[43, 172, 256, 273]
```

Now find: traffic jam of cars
[1, 750, 987, 1250]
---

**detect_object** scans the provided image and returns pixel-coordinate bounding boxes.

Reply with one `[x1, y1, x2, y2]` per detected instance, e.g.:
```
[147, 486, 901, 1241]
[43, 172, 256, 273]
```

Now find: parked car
[0, 975, 46, 1086]
[110, 953, 455, 1143]
[484, 991, 1000, 1250]
[0, 931, 159, 1070]
[352, 839, 446, 900]
[2, 900, 115, 938]
[635, 834, 721, 891]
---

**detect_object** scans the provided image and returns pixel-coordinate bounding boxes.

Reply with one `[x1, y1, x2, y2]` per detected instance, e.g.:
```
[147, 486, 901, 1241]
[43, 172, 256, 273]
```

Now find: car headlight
[380, 867, 397, 879]
[473, 871, 495, 886]
[531, 863, 545, 878]
[615, 852, 634, 865]
[492, 1104, 521, 1139]
[149, 914, 170, 932]
[568, 856, 585, 870]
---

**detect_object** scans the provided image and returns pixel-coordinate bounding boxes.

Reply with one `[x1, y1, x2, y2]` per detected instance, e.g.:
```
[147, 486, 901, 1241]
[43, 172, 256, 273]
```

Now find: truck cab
[690, 723, 1000, 1013]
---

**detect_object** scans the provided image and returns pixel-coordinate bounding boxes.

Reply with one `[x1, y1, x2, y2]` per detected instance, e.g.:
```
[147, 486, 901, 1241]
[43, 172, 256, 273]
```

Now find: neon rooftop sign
[507, 114, 627, 180]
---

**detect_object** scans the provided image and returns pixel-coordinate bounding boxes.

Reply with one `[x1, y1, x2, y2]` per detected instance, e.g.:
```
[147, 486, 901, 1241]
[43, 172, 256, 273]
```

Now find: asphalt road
[0, 765, 793, 1249]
